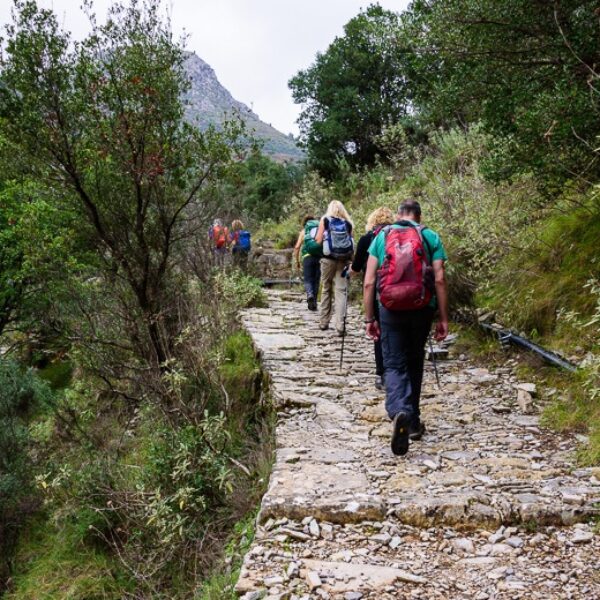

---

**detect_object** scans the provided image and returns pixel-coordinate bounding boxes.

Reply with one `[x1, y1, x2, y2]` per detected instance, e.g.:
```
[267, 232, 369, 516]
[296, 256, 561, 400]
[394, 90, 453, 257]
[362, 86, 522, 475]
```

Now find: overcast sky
[0, 0, 410, 135]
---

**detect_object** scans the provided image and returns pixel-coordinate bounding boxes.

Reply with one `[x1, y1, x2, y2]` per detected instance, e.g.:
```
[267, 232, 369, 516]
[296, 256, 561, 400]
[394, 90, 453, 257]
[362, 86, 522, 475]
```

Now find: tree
[1, 0, 243, 379]
[404, 0, 600, 187]
[289, 5, 411, 178]
[221, 151, 304, 222]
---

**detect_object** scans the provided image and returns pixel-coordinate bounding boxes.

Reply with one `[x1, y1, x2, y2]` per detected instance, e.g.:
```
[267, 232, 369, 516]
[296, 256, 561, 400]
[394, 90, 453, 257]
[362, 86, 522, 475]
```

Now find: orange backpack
[212, 225, 228, 249]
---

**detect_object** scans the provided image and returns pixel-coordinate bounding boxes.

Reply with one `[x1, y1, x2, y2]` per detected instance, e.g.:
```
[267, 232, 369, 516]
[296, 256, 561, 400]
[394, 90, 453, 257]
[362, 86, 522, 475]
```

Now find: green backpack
[303, 219, 323, 257]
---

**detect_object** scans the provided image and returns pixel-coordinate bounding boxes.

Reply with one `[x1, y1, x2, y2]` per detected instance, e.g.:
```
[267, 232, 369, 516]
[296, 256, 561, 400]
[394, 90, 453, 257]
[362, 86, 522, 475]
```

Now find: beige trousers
[319, 258, 349, 332]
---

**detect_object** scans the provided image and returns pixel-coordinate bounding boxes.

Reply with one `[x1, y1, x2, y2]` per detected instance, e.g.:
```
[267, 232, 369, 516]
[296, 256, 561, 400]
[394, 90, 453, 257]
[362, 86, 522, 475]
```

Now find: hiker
[315, 200, 354, 335]
[230, 219, 251, 268]
[349, 206, 395, 390]
[293, 215, 322, 311]
[363, 199, 448, 456]
[209, 219, 229, 266]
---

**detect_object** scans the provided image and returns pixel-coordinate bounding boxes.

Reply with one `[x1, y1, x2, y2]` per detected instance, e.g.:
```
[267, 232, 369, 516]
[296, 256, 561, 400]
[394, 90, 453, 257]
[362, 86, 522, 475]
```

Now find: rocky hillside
[183, 52, 303, 163]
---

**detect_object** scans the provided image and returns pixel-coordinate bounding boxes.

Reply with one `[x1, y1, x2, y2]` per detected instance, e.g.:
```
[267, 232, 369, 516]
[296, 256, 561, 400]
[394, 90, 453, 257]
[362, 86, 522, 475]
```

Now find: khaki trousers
[319, 258, 348, 332]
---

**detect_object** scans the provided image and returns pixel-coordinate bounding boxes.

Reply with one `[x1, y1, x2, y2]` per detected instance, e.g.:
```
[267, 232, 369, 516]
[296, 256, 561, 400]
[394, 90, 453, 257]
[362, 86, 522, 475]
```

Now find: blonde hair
[231, 219, 244, 231]
[325, 200, 353, 226]
[366, 207, 394, 232]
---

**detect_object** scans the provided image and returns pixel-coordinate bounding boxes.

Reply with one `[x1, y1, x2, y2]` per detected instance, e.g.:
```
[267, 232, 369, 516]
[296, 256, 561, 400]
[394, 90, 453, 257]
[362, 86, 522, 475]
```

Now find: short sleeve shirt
[368, 221, 447, 267]
[368, 220, 447, 307]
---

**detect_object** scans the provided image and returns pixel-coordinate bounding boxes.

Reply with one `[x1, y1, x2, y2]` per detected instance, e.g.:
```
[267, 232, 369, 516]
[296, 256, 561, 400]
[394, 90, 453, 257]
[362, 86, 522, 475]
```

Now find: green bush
[214, 270, 266, 310]
[0, 360, 53, 591]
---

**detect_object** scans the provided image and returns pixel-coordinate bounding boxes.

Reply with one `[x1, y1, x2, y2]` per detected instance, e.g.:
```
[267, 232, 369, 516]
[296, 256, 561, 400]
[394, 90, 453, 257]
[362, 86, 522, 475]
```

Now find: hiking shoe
[336, 328, 345, 337]
[409, 421, 426, 441]
[391, 412, 410, 456]
[307, 296, 317, 311]
[374, 376, 384, 390]
[319, 323, 329, 331]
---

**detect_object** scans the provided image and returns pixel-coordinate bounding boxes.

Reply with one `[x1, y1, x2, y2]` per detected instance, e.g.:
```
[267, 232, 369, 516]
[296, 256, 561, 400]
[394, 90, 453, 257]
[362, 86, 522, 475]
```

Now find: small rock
[389, 536, 402, 550]
[516, 389, 534, 413]
[487, 566, 508, 580]
[241, 592, 265, 600]
[515, 383, 537, 396]
[264, 576, 284, 587]
[572, 531, 594, 544]
[505, 536, 524, 548]
[309, 520, 321, 538]
[305, 570, 322, 590]
[371, 532, 392, 544]
[452, 538, 475, 554]
[287, 562, 299, 578]
[345, 593, 364, 600]
[489, 528, 505, 544]
[490, 543, 513, 556]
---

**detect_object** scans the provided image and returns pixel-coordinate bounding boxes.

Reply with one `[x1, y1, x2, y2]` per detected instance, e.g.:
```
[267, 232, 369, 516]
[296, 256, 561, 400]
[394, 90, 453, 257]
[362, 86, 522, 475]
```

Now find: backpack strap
[417, 225, 433, 265]
[395, 220, 433, 265]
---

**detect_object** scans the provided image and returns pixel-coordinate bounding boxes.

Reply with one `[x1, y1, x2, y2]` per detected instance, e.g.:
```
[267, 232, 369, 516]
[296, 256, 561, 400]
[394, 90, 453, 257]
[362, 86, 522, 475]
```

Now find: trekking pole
[429, 335, 442, 389]
[339, 267, 350, 371]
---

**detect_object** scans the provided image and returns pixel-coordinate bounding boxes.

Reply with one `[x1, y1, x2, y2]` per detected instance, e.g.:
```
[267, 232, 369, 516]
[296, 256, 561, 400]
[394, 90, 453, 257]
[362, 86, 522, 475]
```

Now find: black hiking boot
[307, 296, 317, 311]
[409, 421, 426, 441]
[391, 412, 410, 456]
[374, 375, 384, 391]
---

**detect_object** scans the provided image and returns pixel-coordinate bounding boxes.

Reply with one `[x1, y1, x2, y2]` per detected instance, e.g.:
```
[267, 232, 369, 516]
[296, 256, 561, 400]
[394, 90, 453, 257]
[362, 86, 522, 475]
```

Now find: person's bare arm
[363, 255, 380, 341]
[293, 230, 304, 270]
[433, 259, 448, 340]
[315, 218, 326, 244]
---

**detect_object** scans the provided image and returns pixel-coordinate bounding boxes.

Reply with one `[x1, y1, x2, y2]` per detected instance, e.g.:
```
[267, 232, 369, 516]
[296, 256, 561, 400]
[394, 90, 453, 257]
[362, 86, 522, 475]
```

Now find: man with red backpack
[363, 200, 448, 456]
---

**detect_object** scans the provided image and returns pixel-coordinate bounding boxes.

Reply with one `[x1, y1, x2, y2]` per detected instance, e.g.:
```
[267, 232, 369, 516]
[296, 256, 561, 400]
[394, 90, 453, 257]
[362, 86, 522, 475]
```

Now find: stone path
[236, 290, 600, 599]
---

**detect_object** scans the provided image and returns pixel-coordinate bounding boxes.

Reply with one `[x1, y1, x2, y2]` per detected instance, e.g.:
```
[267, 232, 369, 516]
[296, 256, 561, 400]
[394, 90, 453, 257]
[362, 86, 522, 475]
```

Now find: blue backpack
[236, 230, 251, 252]
[323, 217, 353, 260]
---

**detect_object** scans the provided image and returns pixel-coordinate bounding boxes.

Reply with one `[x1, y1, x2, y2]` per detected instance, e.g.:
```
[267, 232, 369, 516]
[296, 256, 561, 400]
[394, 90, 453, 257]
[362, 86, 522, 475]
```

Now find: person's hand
[434, 320, 448, 341]
[366, 320, 380, 341]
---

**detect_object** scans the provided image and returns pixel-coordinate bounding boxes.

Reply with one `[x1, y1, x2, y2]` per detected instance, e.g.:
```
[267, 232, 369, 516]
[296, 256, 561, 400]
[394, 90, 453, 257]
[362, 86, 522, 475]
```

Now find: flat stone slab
[252, 332, 305, 351]
[260, 462, 384, 524]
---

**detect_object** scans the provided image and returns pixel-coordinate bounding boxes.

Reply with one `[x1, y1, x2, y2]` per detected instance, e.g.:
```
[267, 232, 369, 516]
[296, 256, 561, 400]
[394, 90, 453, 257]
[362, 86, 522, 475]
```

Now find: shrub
[0, 360, 52, 591]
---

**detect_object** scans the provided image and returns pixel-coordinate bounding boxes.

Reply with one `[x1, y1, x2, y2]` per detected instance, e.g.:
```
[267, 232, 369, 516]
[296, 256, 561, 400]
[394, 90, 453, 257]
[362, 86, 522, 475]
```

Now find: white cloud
[0, 0, 410, 135]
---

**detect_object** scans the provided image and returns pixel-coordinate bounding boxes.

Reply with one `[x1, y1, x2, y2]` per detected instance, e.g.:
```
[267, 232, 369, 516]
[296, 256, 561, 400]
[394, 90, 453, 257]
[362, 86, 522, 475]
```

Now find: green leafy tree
[0, 163, 80, 343]
[289, 4, 411, 178]
[223, 151, 303, 222]
[405, 0, 600, 187]
[0, 0, 243, 375]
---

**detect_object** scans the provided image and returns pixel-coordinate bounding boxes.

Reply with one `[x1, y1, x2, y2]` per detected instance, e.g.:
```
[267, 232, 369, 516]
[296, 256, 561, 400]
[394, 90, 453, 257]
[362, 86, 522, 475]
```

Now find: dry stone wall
[236, 289, 600, 599]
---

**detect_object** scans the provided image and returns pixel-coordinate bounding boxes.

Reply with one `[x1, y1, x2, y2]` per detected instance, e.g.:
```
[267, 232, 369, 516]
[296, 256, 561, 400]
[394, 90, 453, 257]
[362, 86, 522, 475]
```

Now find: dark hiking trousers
[380, 305, 434, 426]
[302, 255, 321, 299]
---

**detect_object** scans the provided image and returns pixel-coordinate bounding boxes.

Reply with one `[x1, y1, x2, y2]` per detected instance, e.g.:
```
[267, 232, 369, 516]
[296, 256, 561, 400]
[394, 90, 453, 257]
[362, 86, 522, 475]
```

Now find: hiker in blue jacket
[230, 219, 251, 268]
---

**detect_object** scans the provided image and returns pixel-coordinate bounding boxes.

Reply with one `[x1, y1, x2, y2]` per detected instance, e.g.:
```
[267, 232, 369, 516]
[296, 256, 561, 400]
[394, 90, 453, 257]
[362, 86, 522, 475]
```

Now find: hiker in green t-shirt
[363, 199, 449, 456]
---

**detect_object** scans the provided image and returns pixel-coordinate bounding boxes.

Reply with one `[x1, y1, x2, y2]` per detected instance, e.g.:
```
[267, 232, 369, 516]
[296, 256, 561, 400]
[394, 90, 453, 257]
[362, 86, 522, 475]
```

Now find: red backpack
[377, 221, 434, 311]
[212, 225, 228, 249]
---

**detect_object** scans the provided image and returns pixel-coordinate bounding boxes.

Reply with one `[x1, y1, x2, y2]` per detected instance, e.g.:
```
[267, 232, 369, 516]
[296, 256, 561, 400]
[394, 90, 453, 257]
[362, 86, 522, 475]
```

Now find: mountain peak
[183, 52, 302, 162]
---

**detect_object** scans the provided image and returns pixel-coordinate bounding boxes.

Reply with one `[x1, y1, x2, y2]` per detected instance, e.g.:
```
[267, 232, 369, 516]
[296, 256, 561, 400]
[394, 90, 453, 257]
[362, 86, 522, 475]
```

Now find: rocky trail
[235, 289, 600, 600]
